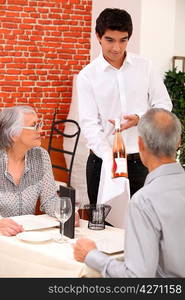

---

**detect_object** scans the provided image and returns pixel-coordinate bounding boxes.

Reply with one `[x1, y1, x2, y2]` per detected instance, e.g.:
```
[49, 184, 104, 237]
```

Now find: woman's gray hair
[138, 108, 182, 158]
[0, 105, 36, 149]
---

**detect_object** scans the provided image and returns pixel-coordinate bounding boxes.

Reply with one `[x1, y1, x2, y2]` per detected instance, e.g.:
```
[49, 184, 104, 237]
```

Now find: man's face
[96, 29, 129, 68]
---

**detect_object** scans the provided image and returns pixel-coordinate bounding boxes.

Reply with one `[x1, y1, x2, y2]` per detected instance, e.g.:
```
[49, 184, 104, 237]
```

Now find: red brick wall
[0, 0, 92, 136]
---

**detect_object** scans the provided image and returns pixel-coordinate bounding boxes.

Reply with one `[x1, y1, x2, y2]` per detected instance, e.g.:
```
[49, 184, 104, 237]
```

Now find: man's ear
[177, 137, 181, 150]
[138, 136, 145, 152]
[96, 33, 101, 44]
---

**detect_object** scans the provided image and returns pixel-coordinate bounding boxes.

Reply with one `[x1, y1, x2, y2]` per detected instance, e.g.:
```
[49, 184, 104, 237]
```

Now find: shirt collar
[145, 162, 185, 186]
[124, 52, 133, 65]
[24, 151, 30, 173]
[98, 51, 110, 71]
[1, 148, 30, 174]
[98, 50, 134, 71]
[1, 149, 8, 173]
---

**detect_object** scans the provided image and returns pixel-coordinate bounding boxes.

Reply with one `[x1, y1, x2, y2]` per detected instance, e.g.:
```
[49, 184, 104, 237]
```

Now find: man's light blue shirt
[85, 162, 185, 277]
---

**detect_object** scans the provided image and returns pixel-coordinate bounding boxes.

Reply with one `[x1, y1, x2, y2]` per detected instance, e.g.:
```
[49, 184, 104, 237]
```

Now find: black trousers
[86, 152, 148, 205]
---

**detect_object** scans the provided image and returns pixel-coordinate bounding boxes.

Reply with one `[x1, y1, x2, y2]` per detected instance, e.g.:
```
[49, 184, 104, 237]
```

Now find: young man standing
[77, 8, 172, 205]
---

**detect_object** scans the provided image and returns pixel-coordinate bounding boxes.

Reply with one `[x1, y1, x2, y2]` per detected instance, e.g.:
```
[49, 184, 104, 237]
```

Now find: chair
[48, 112, 81, 190]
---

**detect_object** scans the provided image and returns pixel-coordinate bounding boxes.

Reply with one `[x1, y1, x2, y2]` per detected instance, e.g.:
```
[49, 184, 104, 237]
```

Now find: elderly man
[73, 108, 185, 278]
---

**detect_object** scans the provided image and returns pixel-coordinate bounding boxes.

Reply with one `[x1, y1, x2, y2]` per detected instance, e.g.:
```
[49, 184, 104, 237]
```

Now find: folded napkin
[97, 152, 130, 229]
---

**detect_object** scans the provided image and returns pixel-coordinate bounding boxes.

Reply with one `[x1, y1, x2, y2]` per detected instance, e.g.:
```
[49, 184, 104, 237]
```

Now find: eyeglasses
[21, 121, 43, 131]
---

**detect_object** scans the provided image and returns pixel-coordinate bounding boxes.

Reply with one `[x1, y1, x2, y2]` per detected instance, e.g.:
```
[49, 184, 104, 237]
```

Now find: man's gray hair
[0, 105, 36, 149]
[138, 108, 182, 158]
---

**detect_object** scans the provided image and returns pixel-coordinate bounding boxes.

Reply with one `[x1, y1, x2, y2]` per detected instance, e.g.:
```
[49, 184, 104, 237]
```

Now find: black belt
[127, 153, 140, 161]
[90, 150, 140, 161]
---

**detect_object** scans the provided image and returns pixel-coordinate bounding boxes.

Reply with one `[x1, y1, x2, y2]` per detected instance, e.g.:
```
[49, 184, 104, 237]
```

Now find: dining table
[0, 217, 125, 278]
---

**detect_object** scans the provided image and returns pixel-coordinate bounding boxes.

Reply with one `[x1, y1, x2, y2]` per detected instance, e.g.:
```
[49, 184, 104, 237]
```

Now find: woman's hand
[0, 218, 24, 236]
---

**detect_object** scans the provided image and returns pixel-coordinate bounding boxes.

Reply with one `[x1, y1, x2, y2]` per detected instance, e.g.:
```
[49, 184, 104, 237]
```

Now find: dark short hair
[95, 8, 133, 39]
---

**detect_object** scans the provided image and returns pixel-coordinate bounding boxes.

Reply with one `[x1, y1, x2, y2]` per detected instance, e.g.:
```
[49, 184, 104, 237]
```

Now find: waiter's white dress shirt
[77, 51, 172, 160]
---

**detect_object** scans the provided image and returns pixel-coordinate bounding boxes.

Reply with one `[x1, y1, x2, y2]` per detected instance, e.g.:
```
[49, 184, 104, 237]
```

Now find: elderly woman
[0, 105, 59, 236]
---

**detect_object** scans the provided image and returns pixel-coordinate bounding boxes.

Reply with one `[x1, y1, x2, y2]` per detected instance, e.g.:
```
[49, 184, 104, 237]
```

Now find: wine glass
[54, 196, 72, 243]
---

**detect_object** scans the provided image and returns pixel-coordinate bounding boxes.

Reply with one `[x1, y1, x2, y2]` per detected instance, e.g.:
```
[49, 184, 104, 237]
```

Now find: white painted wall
[140, 0, 176, 75]
[174, 0, 185, 56]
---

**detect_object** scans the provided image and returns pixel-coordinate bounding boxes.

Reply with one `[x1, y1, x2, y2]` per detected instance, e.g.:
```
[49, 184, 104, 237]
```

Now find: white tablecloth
[0, 220, 124, 278]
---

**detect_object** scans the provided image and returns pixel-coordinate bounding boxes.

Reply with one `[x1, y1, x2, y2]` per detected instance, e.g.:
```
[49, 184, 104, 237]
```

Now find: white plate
[16, 231, 52, 243]
[11, 214, 59, 231]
